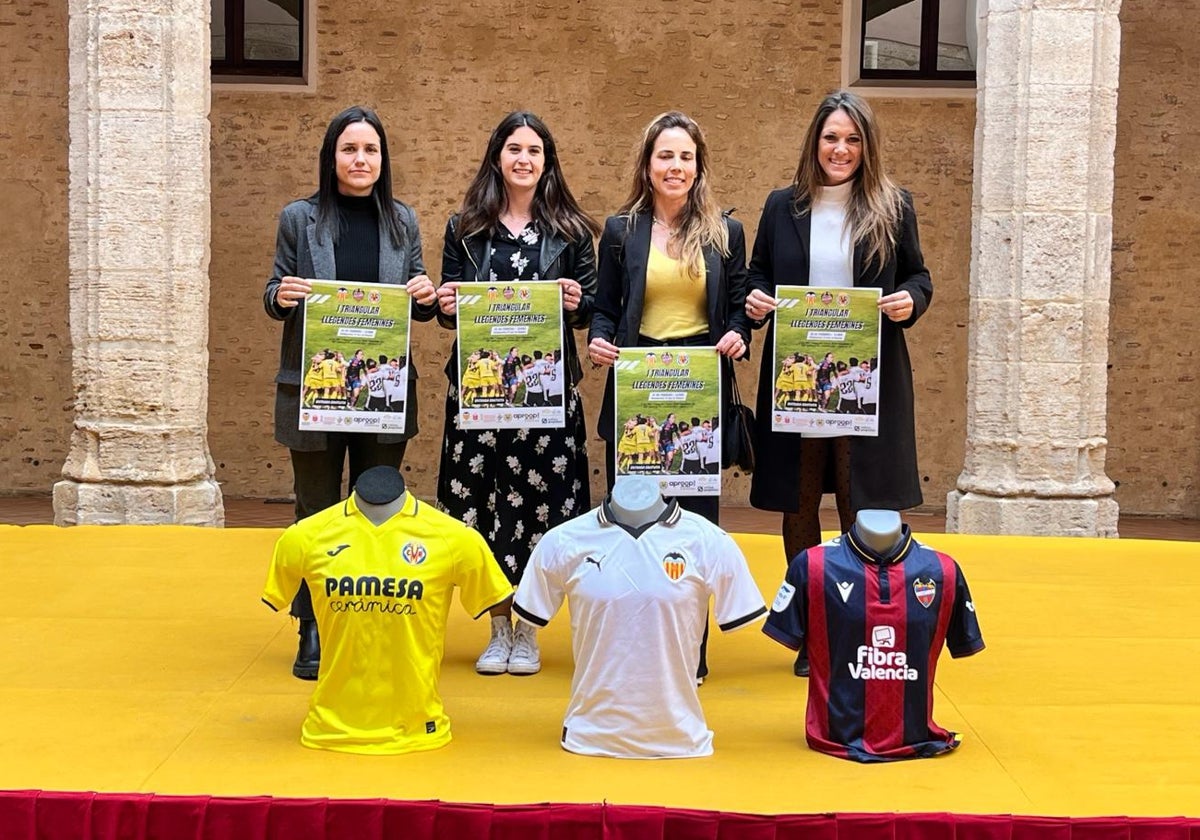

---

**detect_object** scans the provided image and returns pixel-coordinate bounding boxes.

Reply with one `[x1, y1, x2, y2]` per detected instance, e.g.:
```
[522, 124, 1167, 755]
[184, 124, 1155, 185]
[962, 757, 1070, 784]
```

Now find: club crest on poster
[771, 285, 882, 436]
[612, 346, 721, 497]
[299, 279, 412, 433]
[456, 282, 565, 430]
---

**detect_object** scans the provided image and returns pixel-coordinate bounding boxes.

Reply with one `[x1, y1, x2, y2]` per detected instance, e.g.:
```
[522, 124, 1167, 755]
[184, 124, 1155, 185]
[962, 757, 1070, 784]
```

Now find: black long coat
[746, 187, 933, 513]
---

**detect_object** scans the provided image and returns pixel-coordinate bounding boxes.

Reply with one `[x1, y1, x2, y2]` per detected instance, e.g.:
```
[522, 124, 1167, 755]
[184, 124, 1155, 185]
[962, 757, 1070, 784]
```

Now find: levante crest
[913, 577, 936, 608]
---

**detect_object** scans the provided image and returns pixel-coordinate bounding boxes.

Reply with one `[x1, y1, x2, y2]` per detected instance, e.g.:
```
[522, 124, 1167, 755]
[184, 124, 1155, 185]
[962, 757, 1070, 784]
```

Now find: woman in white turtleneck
[743, 91, 934, 675]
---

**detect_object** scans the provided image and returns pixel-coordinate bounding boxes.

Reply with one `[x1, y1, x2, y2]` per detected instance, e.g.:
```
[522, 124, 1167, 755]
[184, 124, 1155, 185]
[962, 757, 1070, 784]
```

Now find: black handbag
[722, 364, 756, 473]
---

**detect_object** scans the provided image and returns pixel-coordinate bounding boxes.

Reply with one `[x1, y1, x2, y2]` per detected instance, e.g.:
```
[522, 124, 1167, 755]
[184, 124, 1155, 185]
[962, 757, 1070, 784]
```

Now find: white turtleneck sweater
[808, 180, 854, 287]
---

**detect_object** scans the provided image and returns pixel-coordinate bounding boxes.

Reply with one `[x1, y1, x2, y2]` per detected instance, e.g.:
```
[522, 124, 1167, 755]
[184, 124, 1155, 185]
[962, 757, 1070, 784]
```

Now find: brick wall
[1, 0, 1194, 518]
[1107, 0, 1200, 516]
[0, 0, 71, 494]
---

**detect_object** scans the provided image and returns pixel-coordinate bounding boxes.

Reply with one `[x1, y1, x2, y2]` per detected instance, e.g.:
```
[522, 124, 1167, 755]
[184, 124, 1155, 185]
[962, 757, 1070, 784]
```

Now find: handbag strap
[727, 361, 744, 409]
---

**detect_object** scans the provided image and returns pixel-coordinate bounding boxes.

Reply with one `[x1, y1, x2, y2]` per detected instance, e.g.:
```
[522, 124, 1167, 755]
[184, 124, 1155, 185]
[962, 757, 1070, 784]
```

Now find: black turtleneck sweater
[334, 192, 381, 283]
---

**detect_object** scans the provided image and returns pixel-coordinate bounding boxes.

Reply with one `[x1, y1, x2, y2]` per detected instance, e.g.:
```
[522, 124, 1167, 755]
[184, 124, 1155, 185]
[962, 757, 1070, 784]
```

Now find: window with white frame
[849, 0, 977, 87]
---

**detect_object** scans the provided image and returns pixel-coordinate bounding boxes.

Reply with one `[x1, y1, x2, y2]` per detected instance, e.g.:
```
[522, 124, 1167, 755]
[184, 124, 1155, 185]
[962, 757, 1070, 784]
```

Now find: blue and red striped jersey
[764, 526, 984, 762]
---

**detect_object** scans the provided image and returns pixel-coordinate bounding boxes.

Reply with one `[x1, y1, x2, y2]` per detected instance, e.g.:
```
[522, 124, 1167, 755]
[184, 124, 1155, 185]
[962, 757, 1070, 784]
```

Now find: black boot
[793, 642, 810, 678]
[293, 619, 320, 680]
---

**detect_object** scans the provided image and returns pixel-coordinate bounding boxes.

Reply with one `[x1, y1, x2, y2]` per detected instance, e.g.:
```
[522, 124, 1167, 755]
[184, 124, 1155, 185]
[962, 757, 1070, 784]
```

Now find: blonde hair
[792, 91, 905, 273]
[620, 111, 728, 278]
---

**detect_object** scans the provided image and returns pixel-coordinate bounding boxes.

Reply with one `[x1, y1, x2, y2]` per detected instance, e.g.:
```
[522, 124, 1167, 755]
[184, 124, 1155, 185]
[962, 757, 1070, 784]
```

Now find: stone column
[946, 0, 1121, 536]
[54, 0, 224, 525]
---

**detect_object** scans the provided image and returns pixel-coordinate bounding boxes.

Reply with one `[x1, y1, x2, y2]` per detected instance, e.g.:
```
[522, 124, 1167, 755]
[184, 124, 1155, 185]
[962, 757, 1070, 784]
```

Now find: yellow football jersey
[263, 493, 513, 755]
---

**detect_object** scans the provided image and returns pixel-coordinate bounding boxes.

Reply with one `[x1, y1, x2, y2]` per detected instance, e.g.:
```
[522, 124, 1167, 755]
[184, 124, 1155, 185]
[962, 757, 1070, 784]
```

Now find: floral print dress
[436, 222, 592, 585]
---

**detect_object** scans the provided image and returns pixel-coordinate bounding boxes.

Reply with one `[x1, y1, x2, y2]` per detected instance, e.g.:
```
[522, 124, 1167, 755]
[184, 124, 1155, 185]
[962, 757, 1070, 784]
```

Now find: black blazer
[263, 196, 436, 450]
[746, 186, 933, 513]
[589, 212, 750, 442]
[437, 215, 598, 387]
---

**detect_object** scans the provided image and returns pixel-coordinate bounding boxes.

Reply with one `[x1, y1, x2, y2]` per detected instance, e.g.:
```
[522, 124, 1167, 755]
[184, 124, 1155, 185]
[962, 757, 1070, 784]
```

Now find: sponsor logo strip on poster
[299, 279, 412, 433]
[455, 282, 565, 430]
[612, 346, 721, 497]
[770, 285, 882, 436]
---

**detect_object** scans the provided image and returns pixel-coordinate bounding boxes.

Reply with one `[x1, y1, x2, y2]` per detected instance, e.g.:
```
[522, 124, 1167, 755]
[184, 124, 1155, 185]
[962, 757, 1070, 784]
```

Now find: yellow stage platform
[1, 524, 1197, 819]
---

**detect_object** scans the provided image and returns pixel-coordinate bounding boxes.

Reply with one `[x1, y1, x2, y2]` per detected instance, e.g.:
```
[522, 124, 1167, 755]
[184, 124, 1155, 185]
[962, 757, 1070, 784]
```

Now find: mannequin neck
[353, 491, 407, 526]
[608, 476, 667, 530]
[854, 509, 903, 556]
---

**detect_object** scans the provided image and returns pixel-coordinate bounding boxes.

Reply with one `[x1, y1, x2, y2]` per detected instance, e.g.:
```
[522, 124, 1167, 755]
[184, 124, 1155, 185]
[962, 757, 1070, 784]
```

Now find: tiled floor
[2, 494, 1197, 541]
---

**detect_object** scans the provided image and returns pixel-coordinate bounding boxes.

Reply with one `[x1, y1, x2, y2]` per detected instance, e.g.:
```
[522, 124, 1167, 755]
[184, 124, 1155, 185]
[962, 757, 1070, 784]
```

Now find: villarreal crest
[661, 551, 687, 582]
[913, 577, 936, 608]
[402, 541, 428, 566]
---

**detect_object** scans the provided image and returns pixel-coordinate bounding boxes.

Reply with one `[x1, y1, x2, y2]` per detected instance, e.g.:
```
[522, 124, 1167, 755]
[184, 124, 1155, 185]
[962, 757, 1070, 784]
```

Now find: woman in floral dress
[434, 111, 599, 676]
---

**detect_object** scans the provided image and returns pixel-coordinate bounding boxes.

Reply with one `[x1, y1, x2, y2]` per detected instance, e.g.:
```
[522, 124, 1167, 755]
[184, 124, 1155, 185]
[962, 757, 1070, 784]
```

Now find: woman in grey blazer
[263, 105, 438, 679]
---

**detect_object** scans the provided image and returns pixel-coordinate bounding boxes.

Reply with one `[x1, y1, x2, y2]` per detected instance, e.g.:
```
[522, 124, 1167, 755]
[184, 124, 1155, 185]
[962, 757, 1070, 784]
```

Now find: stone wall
[0, 0, 1195, 519]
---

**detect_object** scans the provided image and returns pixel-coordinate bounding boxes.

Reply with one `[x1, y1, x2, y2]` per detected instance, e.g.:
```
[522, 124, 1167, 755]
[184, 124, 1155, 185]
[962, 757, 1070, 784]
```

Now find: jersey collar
[596, 497, 683, 539]
[343, 491, 419, 526]
[845, 523, 914, 566]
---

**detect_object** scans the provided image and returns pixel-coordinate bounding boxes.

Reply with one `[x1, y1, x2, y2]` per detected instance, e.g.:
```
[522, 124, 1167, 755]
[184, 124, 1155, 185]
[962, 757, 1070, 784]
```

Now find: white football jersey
[514, 500, 767, 759]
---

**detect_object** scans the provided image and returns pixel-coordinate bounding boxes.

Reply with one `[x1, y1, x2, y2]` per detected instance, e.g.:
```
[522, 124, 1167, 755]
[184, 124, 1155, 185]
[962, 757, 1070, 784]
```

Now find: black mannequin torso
[353, 465, 408, 526]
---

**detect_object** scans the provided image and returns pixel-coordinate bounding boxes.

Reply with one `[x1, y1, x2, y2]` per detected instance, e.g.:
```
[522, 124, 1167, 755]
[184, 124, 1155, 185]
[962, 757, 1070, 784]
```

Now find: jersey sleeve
[707, 530, 768, 632]
[512, 530, 567, 628]
[453, 526, 514, 619]
[262, 525, 306, 612]
[946, 561, 985, 658]
[762, 549, 810, 651]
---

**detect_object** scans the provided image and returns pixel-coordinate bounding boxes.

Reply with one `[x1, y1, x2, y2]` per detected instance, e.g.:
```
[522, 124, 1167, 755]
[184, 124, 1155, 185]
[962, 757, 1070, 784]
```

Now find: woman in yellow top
[482, 350, 504, 400]
[617, 417, 638, 472]
[303, 353, 324, 407]
[775, 353, 797, 408]
[587, 111, 750, 527]
[461, 350, 482, 406]
[587, 111, 750, 684]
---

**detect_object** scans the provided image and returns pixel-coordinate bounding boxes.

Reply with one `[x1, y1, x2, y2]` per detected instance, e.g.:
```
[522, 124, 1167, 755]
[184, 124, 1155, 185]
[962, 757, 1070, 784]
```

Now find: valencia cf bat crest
[661, 551, 687, 582]
[913, 576, 936, 608]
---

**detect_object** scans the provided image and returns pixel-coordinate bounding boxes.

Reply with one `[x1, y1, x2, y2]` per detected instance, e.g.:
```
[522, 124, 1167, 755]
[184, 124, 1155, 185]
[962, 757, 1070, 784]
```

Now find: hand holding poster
[613, 346, 721, 497]
[771, 286, 882, 436]
[299, 279, 412, 434]
[456, 281, 565, 429]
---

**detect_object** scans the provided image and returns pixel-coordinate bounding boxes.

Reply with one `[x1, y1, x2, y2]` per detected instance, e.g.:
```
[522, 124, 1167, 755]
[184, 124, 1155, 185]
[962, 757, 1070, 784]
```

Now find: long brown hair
[792, 91, 904, 273]
[457, 111, 598, 242]
[619, 111, 728, 278]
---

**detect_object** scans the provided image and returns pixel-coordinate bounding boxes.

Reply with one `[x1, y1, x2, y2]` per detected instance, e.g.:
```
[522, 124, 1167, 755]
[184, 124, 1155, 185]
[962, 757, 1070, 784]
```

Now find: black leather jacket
[438, 215, 597, 386]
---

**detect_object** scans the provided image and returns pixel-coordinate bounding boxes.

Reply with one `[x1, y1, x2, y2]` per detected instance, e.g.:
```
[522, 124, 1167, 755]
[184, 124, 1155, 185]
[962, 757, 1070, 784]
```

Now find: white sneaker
[476, 616, 513, 675]
[507, 620, 541, 675]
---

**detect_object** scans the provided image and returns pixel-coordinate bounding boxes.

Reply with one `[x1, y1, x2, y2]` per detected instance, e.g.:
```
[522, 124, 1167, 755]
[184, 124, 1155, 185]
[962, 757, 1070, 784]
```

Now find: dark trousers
[288, 435, 408, 618]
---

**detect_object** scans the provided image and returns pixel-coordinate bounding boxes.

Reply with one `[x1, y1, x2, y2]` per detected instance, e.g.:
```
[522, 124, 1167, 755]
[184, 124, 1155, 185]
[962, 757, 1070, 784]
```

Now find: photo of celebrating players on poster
[298, 279, 412, 433]
[455, 281, 565, 429]
[612, 346, 721, 497]
[771, 285, 882, 436]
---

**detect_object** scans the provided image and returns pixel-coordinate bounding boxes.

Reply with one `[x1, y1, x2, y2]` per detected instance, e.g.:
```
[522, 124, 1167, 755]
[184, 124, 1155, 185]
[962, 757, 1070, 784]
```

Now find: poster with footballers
[771, 285, 882, 436]
[299, 279, 412, 433]
[455, 281, 565, 429]
[612, 346, 722, 497]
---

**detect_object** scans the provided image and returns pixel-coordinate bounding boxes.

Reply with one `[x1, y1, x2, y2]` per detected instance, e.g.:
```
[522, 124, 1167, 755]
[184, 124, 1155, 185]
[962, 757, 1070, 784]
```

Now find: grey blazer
[263, 196, 436, 450]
